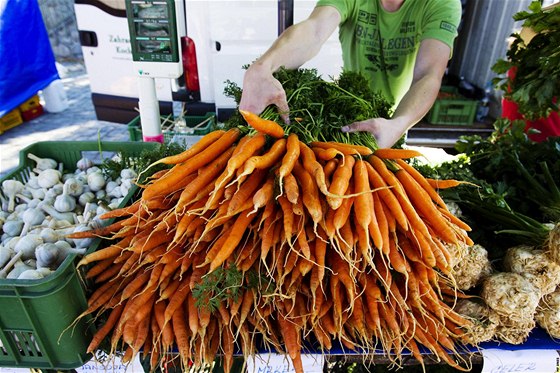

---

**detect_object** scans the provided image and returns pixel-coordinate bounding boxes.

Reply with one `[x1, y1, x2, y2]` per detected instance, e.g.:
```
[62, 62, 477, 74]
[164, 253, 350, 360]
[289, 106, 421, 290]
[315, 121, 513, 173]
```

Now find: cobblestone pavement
[0, 62, 130, 178]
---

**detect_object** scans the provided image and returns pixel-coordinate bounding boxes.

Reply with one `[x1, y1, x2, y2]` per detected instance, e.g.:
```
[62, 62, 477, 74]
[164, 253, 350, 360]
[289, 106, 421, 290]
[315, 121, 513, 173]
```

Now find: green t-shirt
[316, 0, 461, 109]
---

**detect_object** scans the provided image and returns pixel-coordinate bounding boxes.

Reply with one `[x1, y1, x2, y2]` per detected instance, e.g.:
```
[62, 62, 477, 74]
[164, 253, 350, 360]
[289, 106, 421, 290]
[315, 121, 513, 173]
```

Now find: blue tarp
[0, 0, 59, 117]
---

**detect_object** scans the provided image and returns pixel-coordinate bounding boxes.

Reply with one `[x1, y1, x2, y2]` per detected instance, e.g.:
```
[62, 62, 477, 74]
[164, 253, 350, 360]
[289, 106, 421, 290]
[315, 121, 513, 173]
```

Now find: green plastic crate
[0, 141, 157, 369]
[426, 86, 478, 125]
[128, 112, 217, 142]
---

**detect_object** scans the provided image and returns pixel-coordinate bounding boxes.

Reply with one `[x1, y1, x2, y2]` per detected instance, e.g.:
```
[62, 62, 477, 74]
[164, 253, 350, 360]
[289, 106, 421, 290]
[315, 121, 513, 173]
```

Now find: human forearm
[390, 72, 442, 132]
[240, 6, 340, 118]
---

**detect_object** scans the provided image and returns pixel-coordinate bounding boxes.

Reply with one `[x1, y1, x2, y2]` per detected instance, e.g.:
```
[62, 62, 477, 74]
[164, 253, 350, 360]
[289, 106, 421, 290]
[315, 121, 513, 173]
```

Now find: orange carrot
[427, 178, 472, 189]
[312, 147, 344, 161]
[251, 174, 275, 213]
[277, 133, 301, 194]
[237, 137, 286, 182]
[142, 128, 240, 200]
[374, 148, 423, 159]
[364, 161, 408, 230]
[310, 141, 372, 156]
[300, 142, 330, 196]
[239, 109, 285, 138]
[395, 158, 447, 209]
[227, 169, 266, 215]
[208, 210, 256, 272]
[174, 146, 234, 214]
[327, 155, 355, 210]
[86, 304, 124, 353]
[292, 161, 323, 229]
[146, 129, 225, 167]
[395, 169, 458, 244]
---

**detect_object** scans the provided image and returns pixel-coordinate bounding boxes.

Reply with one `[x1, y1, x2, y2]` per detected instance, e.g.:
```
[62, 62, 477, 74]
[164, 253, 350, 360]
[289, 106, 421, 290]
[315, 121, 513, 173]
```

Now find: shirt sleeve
[315, 0, 352, 24]
[420, 0, 462, 51]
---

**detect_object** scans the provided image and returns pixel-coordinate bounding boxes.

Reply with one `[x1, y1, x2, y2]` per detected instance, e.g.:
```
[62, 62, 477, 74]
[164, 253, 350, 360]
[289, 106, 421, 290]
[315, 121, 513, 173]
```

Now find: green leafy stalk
[492, 0, 560, 120]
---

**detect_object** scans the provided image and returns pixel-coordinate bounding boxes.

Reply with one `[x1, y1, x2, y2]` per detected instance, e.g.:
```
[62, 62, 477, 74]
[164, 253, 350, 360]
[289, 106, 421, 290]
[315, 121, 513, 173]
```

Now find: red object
[20, 105, 44, 121]
[181, 36, 200, 92]
[501, 67, 560, 142]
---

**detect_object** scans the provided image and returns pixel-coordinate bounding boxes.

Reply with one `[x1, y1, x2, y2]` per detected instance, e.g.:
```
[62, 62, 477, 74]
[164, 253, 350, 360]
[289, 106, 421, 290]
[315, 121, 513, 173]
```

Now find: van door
[74, 0, 174, 123]
[185, 0, 278, 120]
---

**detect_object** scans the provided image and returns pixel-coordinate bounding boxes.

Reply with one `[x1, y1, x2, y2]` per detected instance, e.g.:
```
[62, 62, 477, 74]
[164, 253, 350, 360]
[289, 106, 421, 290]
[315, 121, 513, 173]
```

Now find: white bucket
[42, 79, 69, 113]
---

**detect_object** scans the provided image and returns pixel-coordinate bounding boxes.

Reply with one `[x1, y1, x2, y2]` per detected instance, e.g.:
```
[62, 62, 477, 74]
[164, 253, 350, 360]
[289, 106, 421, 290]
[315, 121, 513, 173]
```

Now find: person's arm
[342, 39, 451, 148]
[239, 6, 340, 122]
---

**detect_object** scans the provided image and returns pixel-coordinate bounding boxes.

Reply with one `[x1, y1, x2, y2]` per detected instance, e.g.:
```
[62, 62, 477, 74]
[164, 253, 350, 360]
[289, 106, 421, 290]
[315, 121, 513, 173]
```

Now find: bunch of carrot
[70, 119, 477, 372]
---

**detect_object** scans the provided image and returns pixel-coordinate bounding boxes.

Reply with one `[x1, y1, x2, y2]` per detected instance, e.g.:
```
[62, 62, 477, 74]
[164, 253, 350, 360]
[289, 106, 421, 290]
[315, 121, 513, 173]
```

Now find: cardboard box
[0, 109, 23, 134]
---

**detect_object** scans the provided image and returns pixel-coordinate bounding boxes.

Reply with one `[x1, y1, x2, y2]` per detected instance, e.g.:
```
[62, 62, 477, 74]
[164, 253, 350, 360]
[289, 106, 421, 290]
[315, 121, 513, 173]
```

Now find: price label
[482, 348, 560, 373]
[246, 352, 324, 373]
[74, 350, 144, 373]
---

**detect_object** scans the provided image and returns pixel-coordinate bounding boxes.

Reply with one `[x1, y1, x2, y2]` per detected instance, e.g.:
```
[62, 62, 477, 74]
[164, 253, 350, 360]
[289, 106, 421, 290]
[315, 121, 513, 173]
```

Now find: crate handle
[445, 104, 468, 115]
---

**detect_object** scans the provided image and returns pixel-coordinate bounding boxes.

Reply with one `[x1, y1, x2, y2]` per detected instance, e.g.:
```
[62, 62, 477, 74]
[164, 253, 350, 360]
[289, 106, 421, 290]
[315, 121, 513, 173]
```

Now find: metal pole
[278, 0, 294, 36]
[138, 76, 163, 143]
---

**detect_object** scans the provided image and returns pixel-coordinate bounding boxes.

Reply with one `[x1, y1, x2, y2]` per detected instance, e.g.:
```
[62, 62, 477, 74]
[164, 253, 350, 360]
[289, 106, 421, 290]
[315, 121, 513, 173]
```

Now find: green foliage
[492, 0, 560, 120]
[223, 67, 392, 150]
[192, 265, 274, 312]
[415, 119, 559, 252]
[100, 142, 184, 183]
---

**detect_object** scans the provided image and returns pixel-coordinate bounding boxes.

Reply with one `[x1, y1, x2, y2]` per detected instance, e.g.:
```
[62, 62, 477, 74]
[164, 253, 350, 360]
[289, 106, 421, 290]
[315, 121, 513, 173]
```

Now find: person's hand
[239, 64, 291, 124]
[341, 117, 406, 148]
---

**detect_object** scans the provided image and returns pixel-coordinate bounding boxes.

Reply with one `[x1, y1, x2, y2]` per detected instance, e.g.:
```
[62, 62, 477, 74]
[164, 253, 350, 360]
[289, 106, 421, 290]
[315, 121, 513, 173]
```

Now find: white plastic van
[73, 0, 342, 123]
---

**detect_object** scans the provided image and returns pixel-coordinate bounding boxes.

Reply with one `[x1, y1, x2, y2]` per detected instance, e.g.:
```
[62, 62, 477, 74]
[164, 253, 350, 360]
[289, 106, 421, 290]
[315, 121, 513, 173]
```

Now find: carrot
[323, 158, 338, 183]
[236, 137, 286, 183]
[374, 148, 423, 159]
[387, 239, 409, 277]
[77, 245, 123, 268]
[66, 219, 128, 239]
[437, 205, 472, 232]
[239, 109, 285, 138]
[86, 304, 124, 353]
[211, 133, 266, 194]
[227, 169, 266, 215]
[123, 292, 155, 345]
[154, 300, 174, 352]
[85, 257, 115, 279]
[312, 147, 344, 161]
[292, 161, 323, 228]
[395, 158, 447, 209]
[327, 155, 355, 210]
[145, 129, 225, 168]
[251, 175, 275, 213]
[310, 141, 372, 156]
[142, 128, 240, 200]
[395, 169, 458, 244]
[353, 160, 381, 248]
[427, 178, 473, 190]
[260, 212, 282, 263]
[283, 173, 300, 205]
[207, 210, 256, 272]
[300, 142, 330, 196]
[159, 273, 182, 301]
[174, 146, 235, 214]
[277, 195, 295, 246]
[187, 293, 199, 336]
[332, 182, 354, 231]
[277, 133, 300, 194]
[373, 193, 390, 255]
[221, 322, 235, 373]
[132, 315, 151, 354]
[364, 161, 408, 230]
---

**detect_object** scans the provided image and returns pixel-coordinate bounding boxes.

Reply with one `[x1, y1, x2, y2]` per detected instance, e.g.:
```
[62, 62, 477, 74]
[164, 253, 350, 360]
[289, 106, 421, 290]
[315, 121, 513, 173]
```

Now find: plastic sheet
[0, 0, 59, 117]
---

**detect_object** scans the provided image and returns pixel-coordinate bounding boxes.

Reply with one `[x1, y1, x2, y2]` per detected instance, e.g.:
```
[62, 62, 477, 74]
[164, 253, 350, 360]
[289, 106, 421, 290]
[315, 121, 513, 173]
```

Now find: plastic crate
[426, 86, 478, 125]
[0, 109, 23, 135]
[19, 95, 44, 122]
[128, 113, 216, 142]
[0, 141, 158, 370]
